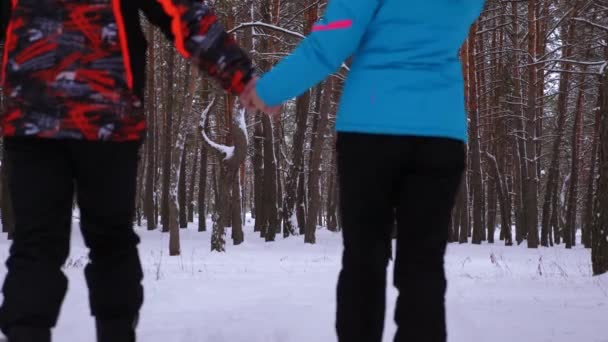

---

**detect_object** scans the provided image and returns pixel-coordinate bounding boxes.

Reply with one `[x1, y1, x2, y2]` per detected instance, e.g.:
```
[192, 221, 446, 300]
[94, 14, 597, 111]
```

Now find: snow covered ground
[0, 216, 606, 342]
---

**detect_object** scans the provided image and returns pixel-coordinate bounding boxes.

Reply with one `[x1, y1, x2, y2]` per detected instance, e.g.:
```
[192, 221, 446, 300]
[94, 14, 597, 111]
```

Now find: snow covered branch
[199, 97, 235, 161]
[572, 18, 608, 32]
[229, 21, 350, 73]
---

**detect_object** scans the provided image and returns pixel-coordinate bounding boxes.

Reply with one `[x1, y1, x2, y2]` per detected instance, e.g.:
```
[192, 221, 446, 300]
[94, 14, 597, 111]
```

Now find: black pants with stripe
[335, 133, 465, 342]
[0, 137, 143, 342]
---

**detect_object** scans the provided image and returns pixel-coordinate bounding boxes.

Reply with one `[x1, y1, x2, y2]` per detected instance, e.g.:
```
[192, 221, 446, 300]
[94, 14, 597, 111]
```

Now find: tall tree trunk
[198, 124, 209, 232]
[465, 23, 484, 245]
[188, 136, 199, 223]
[326, 142, 338, 232]
[487, 152, 513, 245]
[592, 66, 608, 275]
[167, 65, 197, 256]
[457, 173, 470, 244]
[144, 23, 157, 231]
[262, 113, 280, 242]
[305, 80, 332, 244]
[296, 166, 307, 234]
[582, 87, 602, 248]
[136, 152, 145, 227]
[202, 103, 248, 252]
[253, 112, 266, 233]
[513, 141, 526, 245]
[178, 138, 189, 229]
[274, 118, 283, 234]
[510, 1, 528, 245]
[283, 92, 309, 236]
[541, 11, 576, 247]
[565, 71, 587, 248]
[486, 175, 497, 244]
[523, 0, 539, 248]
[232, 171, 244, 245]
[161, 49, 175, 233]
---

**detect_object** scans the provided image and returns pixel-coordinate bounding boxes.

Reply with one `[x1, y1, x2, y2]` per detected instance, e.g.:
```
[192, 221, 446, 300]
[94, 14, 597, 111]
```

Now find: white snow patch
[0, 218, 605, 341]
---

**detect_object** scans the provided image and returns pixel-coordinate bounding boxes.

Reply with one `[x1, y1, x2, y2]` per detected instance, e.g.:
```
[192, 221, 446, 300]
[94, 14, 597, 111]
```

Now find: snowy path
[0, 218, 606, 342]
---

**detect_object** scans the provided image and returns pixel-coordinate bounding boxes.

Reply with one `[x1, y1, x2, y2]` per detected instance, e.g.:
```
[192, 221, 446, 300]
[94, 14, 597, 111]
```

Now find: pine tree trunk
[457, 173, 469, 244]
[274, 118, 283, 235]
[305, 81, 332, 244]
[582, 92, 602, 248]
[283, 91, 309, 236]
[178, 139, 189, 229]
[144, 23, 157, 231]
[253, 112, 266, 233]
[524, 0, 539, 248]
[510, 1, 528, 246]
[232, 172, 244, 245]
[486, 175, 497, 244]
[513, 141, 526, 245]
[262, 113, 279, 242]
[167, 64, 197, 256]
[204, 105, 248, 252]
[188, 137, 199, 223]
[198, 128, 209, 232]
[296, 167, 307, 234]
[326, 142, 338, 232]
[540, 12, 575, 247]
[161, 49, 175, 233]
[136, 151, 145, 227]
[465, 24, 484, 245]
[565, 72, 587, 248]
[592, 66, 608, 275]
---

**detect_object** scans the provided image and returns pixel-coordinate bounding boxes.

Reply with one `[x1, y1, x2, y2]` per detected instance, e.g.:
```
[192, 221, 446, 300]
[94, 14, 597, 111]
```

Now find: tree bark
[144, 23, 157, 231]
[592, 65, 608, 275]
[541, 11, 576, 247]
[253, 112, 266, 233]
[305, 81, 332, 244]
[523, 0, 539, 248]
[465, 24, 484, 245]
[201, 100, 248, 252]
[161, 48, 175, 233]
[262, 113, 280, 241]
[565, 71, 587, 248]
[198, 126, 209, 232]
[283, 91, 309, 236]
[582, 88, 602, 248]
[178, 137, 189, 229]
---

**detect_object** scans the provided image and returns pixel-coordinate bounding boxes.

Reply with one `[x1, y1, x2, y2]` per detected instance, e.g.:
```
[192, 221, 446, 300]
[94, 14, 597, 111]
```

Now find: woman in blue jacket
[242, 1, 484, 341]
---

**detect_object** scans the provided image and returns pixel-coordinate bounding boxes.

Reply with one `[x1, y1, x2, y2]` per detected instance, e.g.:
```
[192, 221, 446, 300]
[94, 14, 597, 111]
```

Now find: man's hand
[239, 77, 281, 116]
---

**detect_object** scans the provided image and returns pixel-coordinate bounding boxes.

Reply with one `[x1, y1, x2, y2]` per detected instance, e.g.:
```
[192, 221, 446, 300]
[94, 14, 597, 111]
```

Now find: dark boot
[5, 326, 51, 342]
[96, 317, 137, 342]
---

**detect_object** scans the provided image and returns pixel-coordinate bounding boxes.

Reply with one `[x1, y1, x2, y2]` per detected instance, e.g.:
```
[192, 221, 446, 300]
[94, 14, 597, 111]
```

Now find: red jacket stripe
[112, 0, 134, 89]
[0, 0, 18, 85]
[156, 0, 191, 58]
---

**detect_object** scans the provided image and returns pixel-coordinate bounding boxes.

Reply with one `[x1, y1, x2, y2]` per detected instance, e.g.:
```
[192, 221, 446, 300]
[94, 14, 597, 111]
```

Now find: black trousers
[335, 133, 465, 342]
[0, 137, 143, 340]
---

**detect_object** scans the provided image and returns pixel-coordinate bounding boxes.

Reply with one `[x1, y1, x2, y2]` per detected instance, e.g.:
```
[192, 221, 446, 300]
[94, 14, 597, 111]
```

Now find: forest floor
[0, 216, 606, 342]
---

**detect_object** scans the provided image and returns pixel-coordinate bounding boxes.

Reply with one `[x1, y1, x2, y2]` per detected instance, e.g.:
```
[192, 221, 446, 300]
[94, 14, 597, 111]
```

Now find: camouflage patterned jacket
[0, 0, 253, 141]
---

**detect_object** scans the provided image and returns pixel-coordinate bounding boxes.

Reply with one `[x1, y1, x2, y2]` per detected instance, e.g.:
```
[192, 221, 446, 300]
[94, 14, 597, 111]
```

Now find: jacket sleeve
[152, 0, 254, 95]
[256, 0, 380, 106]
[140, 1, 175, 42]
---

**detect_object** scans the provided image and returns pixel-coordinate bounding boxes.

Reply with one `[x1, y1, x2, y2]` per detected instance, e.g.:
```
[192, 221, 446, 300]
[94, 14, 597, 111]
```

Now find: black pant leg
[0, 138, 74, 338]
[69, 141, 143, 337]
[335, 133, 402, 342]
[393, 138, 465, 342]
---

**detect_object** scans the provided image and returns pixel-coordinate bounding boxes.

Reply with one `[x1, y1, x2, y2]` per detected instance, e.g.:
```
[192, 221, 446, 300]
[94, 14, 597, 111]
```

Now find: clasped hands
[239, 77, 281, 116]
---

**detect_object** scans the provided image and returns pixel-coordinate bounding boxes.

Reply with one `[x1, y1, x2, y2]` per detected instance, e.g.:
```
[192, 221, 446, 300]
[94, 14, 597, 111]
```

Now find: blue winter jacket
[256, 0, 484, 142]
